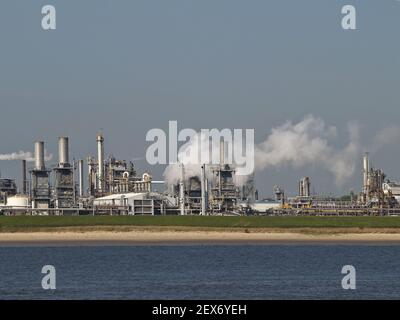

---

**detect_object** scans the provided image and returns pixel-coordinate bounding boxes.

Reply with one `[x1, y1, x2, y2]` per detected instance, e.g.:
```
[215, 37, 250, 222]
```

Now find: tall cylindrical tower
[78, 159, 84, 198]
[58, 137, 69, 167]
[34, 141, 45, 170]
[97, 133, 104, 191]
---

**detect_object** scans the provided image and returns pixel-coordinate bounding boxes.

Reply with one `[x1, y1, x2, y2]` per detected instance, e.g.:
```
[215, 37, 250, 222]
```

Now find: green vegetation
[1, 215, 400, 232]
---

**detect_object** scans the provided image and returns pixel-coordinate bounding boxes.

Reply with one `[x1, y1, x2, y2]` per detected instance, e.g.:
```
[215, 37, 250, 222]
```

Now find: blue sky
[0, 1, 400, 196]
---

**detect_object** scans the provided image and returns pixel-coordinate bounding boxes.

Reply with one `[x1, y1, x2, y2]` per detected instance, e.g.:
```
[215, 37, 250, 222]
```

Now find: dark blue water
[0, 245, 400, 299]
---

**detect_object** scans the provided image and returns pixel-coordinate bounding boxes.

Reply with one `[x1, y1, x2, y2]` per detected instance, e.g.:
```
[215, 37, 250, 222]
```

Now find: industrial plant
[1, 133, 400, 216]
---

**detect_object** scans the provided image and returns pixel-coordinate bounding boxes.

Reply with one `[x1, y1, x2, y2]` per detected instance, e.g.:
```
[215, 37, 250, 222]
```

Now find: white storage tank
[6, 195, 30, 208]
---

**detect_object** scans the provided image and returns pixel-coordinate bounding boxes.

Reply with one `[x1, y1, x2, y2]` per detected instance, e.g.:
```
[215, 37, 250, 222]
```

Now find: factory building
[2, 131, 400, 216]
[87, 133, 152, 198]
[383, 182, 400, 202]
[171, 138, 251, 215]
[93, 192, 176, 215]
[241, 199, 281, 213]
[8, 132, 155, 215]
[0, 178, 17, 196]
[0, 177, 17, 207]
[30, 141, 51, 210]
[52, 137, 74, 209]
[358, 152, 394, 206]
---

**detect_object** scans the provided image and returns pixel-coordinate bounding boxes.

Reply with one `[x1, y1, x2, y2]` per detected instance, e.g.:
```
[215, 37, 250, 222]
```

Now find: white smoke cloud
[0, 150, 53, 162]
[255, 116, 361, 185]
[163, 132, 217, 187]
[163, 163, 208, 187]
[162, 115, 400, 188]
[370, 126, 400, 153]
[163, 128, 255, 187]
[163, 115, 361, 187]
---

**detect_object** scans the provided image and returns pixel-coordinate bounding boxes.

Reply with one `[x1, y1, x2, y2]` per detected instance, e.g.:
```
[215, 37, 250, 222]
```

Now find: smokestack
[179, 163, 186, 215]
[58, 137, 70, 167]
[220, 137, 225, 166]
[78, 159, 84, 197]
[22, 159, 27, 194]
[201, 164, 206, 215]
[97, 133, 104, 191]
[363, 152, 369, 195]
[34, 141, 45, 170]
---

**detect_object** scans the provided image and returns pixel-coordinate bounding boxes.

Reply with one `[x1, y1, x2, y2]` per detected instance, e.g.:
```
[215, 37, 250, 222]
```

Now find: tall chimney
[220, 137, 225, 166]
[201, 164, 206, 215]
[34, 141, 45, 170]
[179, 163, 186, 215]
[22, 159, 27, 194]
[58, 137, 69, 167]
[78, 159, 84, 197]
[97, 133, 104, 191]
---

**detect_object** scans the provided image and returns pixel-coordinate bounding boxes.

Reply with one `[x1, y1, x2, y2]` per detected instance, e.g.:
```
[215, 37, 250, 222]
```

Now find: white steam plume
[163, 133, 217, 187]
[370, 126, 400, 153]
[255, 115, 360, 185]
[0, 150, 53, 162]
[163, 115, 361, 187]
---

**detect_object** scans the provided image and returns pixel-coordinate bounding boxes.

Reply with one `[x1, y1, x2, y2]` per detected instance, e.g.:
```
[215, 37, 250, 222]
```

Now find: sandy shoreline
[1, 227, 400, 245]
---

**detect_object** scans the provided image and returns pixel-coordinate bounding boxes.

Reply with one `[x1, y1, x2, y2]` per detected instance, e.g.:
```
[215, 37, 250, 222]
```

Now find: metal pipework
[34, 141, 45, 170]
[78, 159, 84, 197]
[58, 137, 69, 167]
[97, 133, 104, 191]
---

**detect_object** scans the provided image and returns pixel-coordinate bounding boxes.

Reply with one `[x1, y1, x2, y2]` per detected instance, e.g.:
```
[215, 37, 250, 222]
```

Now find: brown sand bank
[0, 226, 400, 245]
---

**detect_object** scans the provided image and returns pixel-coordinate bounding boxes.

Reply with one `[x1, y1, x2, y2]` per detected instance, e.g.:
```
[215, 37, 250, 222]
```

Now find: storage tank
[6, 195, 30, 208]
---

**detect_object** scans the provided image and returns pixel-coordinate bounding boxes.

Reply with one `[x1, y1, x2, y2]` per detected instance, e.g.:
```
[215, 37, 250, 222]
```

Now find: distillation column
[363, 152, 370, 201]
[179, 163, 186, 215]
[78, 159, 84, 198]
[97, 133, 105, 192]
[201, 164, 207, 215]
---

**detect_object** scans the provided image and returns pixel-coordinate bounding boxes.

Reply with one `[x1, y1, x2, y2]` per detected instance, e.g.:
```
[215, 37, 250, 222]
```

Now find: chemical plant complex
[1, 133, 400, 216]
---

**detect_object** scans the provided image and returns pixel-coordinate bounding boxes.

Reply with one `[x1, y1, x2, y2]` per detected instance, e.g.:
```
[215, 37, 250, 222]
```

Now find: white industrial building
[239, 199, 281, 213]
[383, 182, 400, 202]
[93, 192, 177, 215]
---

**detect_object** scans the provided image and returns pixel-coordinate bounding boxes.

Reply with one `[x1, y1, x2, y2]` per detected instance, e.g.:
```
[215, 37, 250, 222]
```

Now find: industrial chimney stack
[201, 164, 207, 215]
[97, 133, 105, 191]
[34, 141, 45, 170]
[78, 159, 84, 197]
[21, 159, 27, 194]
[58, 137, 70, 168]
[363, 152, 370, 196]
[179, 163, 186, 215]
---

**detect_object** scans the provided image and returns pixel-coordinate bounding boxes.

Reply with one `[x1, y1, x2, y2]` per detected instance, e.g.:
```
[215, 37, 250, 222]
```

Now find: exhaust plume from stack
[0, 151, 52, 162]
[163, 115, 361, 187]
[254, 115, 360, 185]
